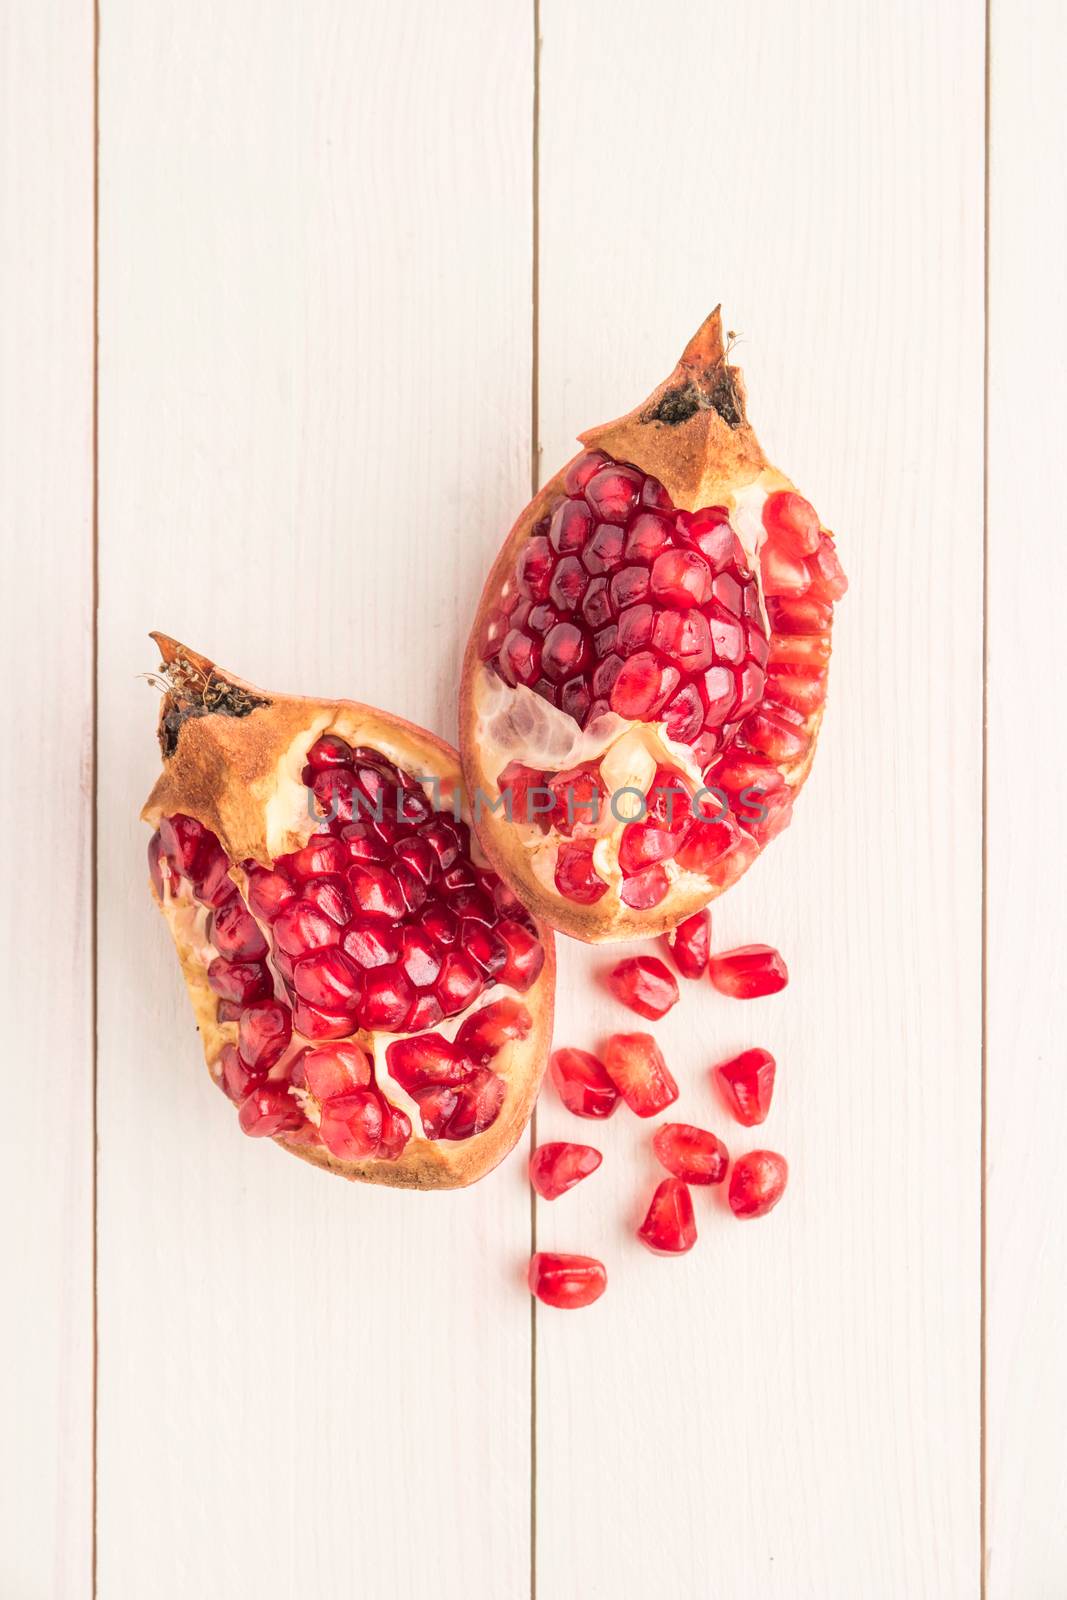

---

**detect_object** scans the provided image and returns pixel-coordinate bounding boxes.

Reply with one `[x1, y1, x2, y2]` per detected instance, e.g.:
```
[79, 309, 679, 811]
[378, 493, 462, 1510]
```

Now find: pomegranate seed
[618, 821, 677, 875]
[238, 1083, 303, 1137]
[674, 814, 747, 877]
[219, 1043, 258, 1103]
[441, 1067, 505, 1140]
[273, 898, 340, 956]
[237, 1000, 292, 1072]
[652, 1123, 729, 1185]
[293, 948, 361, 1010]
[554, 840, 607, 904]
[319, 1088, 383, 1160]
[715, 1048, 776, 1125]
[602, 1033, 678, 1117]
[377, 1098, 412, 1160]
[342, 920, 402, 968]
[211, 897, 268, 961]
[762, 490, 821, 557]
[397, 926, 442, 987]
[360, 966, 414, 1029]
[529, 1142, 602, 1200]
[609, 652, 675, 719]
[434, 950, 484, 1017]
[607, 956, 679, 1019]
[412, 1084, 460, 1138]
[495, 919, 545, 990]
[619, 863, 670, 908]
[301, 1042, 372, 1102]
[456, 999, 532, 1064]
[386, 1034, 471, 1092]
[528, 1252, 607, 1310]
[147, 831, 167, 897]
[547, 765, 605, 836]
[305, 734, 354, 770]
[549, 1048, 620, 1119]
[245, 864, 297, 921]
[347, 863, 406, 921]
[287, 835, 350, 880]
[158, 813, 209, 877]
[291, 999, 360, 1040]
[728, 1150, 788, 1218]
[301, 875, 352, 926]
[207, 957, 273, 1005]
[708, 944, 789, 999]
[650, 548, 712, 608]
[666, 909, 710, 978]
[637, 1178, 697, 1254]
[806, 533, 848, 601]
[192, 846, 235, 908]
[216, 1000, 244, 1024]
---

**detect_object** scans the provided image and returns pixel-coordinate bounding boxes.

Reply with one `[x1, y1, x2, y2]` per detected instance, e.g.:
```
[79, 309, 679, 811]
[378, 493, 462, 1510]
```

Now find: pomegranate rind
[459, 309, 838, 943]
[143, 636, 556, 1191]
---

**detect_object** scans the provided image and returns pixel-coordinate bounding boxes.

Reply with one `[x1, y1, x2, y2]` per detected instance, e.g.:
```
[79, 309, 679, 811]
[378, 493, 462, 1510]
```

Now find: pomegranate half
[143, 636, 555, 1189]
[460, 309, 846, 940]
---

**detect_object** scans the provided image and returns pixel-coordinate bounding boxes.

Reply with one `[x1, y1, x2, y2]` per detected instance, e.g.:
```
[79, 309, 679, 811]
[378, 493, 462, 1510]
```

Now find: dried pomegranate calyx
[144, 636, 556, 1191]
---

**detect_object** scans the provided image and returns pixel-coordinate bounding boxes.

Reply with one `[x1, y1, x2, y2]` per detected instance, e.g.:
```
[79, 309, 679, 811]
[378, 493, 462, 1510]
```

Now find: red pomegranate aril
[497, 762, 547, 830]
[441, 1067, 505, 1140]
[806, 533, 848, 601]
[347, 862, 406, 921]
[664, 682, 706, 742]
[148, 831, 167, 897]
[216, 1000, 244, 1024]
[638, 1178, 697, 1254]
[301, 1042, 372, 1102]
[602, 1033, 678, 1117]
[305, 733, 354, 771]
[434, 951, 483, 1017]
[291, 999, 354, 1041]
[412, 1084, 459, 1138]
[709, 944, 789, 999]
[287, 835, 349, 880]
[387, 1033, 470, 1092]
[528, 1251, 607, 1310]
[529, 1142, 602, 1200]
[549, 497, 594, 553]
[652, 1123, 729, 1185]
[554, 840, 607, 904]
[192, 846, 235, 908]
[238, 1082, 303, 1138]
[244, 864, 297, 921]
[361, 966, 414, 1029]
[650, 547, 712, 608]
[585, 464, 642, 523]
[211, 896, 268, 961]
[207, 957, 273, 1005]
[766, 666, 827, 715]
[293, 948, 361, 1010]
[744, 706, 810, 764]
[607, 956, 679, 1020]
[396, 926, 441, 987]
[618, 821, 677, 875]
[619, 864, 670, 908]
[715, 1047, 777, 1125]
[767, 593, 833, 637]
[158, 812, 209, 877]
[319, 1088, 383, 1160]
[548, 765, 604, 836]
[495, 919, 545, 990]
[394, 836, 436, 884]
[762, 489, 821, 557]
[562, 448, 609, 495]
[729, 1150, 788, 1218]
[377, 1099, 412, 1160]
[237, 999, 292, 1072]
[518, 535, 554, 599]
[342, 920, 402, 969]
[541, 623, 587, 683]
[273, 899, 340, 956]
[674, 814, 746, 876]
[219, 1043, 258, 1104]
[456, 999, 533, 1064]
[666, 909, 710, 978]
[549, 1047, 619, 1119]
[301, 875, 352, 927]
[609, 652, 675, 720]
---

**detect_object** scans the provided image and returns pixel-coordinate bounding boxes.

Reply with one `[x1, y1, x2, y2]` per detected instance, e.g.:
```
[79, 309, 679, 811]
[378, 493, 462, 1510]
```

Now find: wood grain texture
[95, 3, 532, 1596]
[535, 2, 985, 1596]
[0, 5, 95, 1597]
[987, 1, 1067, 1593]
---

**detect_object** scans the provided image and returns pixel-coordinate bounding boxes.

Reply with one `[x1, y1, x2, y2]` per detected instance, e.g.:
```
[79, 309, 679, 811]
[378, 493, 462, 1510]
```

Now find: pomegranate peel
[460, 308, 845, 943]
[143, 636, 555, 1189]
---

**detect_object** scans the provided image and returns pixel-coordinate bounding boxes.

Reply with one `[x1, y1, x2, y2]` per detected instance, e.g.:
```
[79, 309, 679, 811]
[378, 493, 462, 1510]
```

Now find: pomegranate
[460, 309, 846, 940]
[142, 636, 555, 1189]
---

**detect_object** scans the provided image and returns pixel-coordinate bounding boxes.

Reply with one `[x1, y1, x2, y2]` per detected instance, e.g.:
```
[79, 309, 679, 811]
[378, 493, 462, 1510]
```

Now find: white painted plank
[96, 4, 532, 1596]
[987, 2, 1067, 1594]
[536, 2, 984, 1595]
[0, 5, 95, 1597]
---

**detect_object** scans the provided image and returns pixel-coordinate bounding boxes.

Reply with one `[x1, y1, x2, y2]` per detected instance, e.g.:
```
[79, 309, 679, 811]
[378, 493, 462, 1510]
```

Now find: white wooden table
[2, 1, 1064, 1595]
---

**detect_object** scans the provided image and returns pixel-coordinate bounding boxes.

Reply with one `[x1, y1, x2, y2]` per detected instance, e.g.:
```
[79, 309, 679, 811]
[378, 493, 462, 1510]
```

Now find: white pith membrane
[155, 715, 543, 1152]
[472, 475, 827, 908]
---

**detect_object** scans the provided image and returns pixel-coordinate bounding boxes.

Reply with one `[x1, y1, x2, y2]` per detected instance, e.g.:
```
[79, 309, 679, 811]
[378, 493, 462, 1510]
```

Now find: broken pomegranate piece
[728, 1150, 788, 1218]
[528, 1252, 607, 1310]
[144, 636, 554, 1189]
[461, 309, 846, 941]
[715, 1047, 776, 1125]
[602, 1033, 679, 1117]
[549, 1048, 620, 1119]
[529, 1142, 602, 1200]
[606, 955, 679, 1020]
[652, 1123, 729, 1185]
[665, 909, 711, 978]
[708, 944, 789, 999]
[637, 1178, 697, 1254]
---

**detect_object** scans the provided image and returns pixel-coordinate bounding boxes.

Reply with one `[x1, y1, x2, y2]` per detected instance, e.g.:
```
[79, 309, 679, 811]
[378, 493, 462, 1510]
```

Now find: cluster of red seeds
[526, 910, 791, 1307]
[488, 475, 846, 911]
[148, 735, 546, 1155]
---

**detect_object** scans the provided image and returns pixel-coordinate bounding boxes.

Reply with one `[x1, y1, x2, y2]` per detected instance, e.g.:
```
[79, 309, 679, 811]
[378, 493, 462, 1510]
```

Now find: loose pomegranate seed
[549, 1047, 620, 1119]
[606, 956, 679, 1019]
[728, 1150, 788, 1218]
[652, 1123, 729, 1185]
[318, 1088, 383, 1160]
[237, 1000, 292, 1072]
[528, 1251, 607, 1310]
[456, 998, 532, 1063]
[715, 1047, 776, 1125]
[554, 840, 607, 904]
[761, 490, 821, 557]
[300, 1042, 372, 1102]
[238, 1083, 304, 1137]
[602, 1033, 678, 1117]
[529, 1141, 602, 1200]
[708, 944, 789, 999]
[666, 909, 710, 978]
[637, 1178, 697, 1254]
